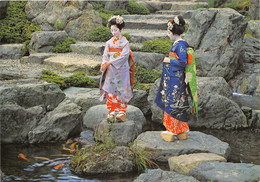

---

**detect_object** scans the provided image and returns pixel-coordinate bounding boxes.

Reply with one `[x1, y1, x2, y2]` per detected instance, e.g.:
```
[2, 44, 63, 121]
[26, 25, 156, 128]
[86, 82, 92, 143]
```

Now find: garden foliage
[0, 1, 40, 43]
[52, 37, 76, 53]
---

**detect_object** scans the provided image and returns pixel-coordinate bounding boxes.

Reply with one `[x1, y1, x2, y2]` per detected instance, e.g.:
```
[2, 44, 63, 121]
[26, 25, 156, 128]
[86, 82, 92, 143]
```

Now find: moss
[122, 33, 131, 42]
[127, 0, 150, 15]
[87, 27, 112, 42]
[88, 64, 101, 76]
[0, 1, 40, 43]
[141, 37, 173, 56]
[51, 37, 76, 53]
[38, 70, 98, 90]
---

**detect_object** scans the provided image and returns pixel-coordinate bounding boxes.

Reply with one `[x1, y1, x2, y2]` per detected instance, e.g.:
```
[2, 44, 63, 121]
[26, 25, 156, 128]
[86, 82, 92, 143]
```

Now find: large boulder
[29, 31, 68, 53]
[185, 8, 248, 80]
[249, 0, 260, 20]
[105, 0, 129, 11]
[134, 131, 230, 162]
[0, 1, 9, 20]
[28, 98, 82, 143]
[0, 44, 25, 59]
[132, 52, 164, 70]
[148, 77, 247, 129]
[242, 36, 260, 64]
[84, 104, 146, 132]
[0, 79, 83, 144]
[246, 20, 260, 40]
[25, 1, 102, 41]
[189, 162, 260, 182]
[134, 169, 199, 182]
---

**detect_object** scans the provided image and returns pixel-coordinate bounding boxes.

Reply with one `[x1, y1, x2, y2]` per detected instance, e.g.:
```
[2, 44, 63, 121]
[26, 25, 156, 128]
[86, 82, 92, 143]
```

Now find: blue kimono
[155, 40, 189, 122]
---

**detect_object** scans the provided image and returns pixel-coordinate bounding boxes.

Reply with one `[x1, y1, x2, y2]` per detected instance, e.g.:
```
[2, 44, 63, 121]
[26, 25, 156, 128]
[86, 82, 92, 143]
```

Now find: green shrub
[122, 33, 131, 42]
[134, 63, 161, 84]
[38, 70, 97, 90]
[141, 37, 173, 56]
[130, 45, 142, 52]
[0, 1, 40, 43]
[127, 0, 150, 15]
[88, 64, 101, 76]
[87, 27, 112, 42]
[54, 20, 64, 30]
[113, 9, 130, 15]
[51, 37, 76, 53]
[99, 12, 113, 26]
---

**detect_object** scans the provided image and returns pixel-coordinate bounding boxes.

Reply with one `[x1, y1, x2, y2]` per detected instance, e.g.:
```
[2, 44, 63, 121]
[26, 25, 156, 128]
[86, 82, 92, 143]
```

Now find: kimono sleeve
[102, 42, 110, 63]
[170, 45, 187, 71]
[109, 42, 130, 69]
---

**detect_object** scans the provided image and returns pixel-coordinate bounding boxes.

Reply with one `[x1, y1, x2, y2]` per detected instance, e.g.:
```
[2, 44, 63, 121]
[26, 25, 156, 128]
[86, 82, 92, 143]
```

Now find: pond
[1, 128, 259, 181]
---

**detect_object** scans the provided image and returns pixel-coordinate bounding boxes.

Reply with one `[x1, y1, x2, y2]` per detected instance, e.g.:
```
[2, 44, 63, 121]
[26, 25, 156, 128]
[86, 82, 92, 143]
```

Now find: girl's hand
[100, 62, 111, 72]
[163, 57, 170, 63]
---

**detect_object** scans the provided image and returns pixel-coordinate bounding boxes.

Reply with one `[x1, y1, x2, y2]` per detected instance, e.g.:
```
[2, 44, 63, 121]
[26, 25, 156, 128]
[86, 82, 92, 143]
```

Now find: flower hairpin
[116, 15, 124, 25]
[174, 16, 180, 25]
[167, 21, 173, 30]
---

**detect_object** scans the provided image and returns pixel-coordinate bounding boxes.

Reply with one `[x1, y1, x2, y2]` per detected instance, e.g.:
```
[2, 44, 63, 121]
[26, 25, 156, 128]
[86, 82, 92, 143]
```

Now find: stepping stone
[124, 29, 166, 43]
[168, 153, 227, 175]
[43, 53, 102, 73]
[156, 10, 194, 19]
[189, 162, 260, 182]
[134, 131, 230, 162]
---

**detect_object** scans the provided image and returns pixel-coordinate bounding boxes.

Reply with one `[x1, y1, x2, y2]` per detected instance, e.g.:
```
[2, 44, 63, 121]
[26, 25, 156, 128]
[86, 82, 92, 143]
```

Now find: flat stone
[134, 168, 199, 182]
[189, 162, 260, 182]
[134, 131, 230, 162]
[0, 44, 25, 59]
[27, 53, 56, 64]
[168, 153, 227, 175]
[43, 53, 102, 73]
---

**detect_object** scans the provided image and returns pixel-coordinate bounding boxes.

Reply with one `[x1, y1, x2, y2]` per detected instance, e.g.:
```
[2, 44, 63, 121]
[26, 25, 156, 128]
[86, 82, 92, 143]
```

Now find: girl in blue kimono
[155, 16, 190, 142]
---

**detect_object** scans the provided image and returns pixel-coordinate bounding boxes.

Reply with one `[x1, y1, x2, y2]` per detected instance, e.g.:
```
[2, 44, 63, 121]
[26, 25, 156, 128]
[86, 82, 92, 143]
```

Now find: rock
[26, 53, 56, 64]
[148, 77, 247, 129]
[95, 119, 142, 146]
[0, 44, 25, 59]
[242, 36, 260, 64]
[238, 74, 259, 95]
[129, 89, 150, 116]
[185, 8, 248, 80]
[25, 1, 102, 40]
[28, 98, 82, 143]
[43, 53, 101, 73]
[147, 79, 163, 123]
[168, 153, 227, 175]
[189, 77, 247, 129]
[249, 0, 260, 20]
[134, 168, 199, 182]
[70, 41, 105, 56]
[105, 0, 129, 11]
[134, 131, 230, 162]
[0, 79, 66, 143]
[132, 52, 164, 70]
[71, 146, 133, 175]
[189, 162, 260, 182]
[64, 87, 149, 116]
[137, 1, 171, 13]
[64, 87, 104, 113]
[0, 1, 9, 20]
[246, 20, 260, 40]
[84, 104, 146, 132]
[251, 110, 260, 129]
[0, 71, 27, 81]
[29, 31, 68, 53]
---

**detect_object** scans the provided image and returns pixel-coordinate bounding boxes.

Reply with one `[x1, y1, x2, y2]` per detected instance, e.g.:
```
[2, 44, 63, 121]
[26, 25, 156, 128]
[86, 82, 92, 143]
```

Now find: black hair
[169, 16, 186, 35]
[108, 17, 125, 30]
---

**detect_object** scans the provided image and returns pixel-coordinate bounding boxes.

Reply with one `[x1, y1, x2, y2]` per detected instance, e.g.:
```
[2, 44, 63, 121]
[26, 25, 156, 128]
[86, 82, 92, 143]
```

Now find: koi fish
[69, 141, 79, 151]
[54, 162, 64, 169]
[33, 157, 54, 163]
[65, 138, 73, 145]
[18, 153, 29, 161]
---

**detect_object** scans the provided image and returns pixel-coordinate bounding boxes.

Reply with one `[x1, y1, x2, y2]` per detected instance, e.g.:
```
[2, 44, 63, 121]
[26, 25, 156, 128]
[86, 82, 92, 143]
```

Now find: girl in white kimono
[100, 16, 134, 123]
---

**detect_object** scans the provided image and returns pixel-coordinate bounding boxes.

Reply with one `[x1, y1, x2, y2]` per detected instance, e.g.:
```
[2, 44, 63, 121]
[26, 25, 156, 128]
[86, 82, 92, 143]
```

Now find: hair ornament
[174, 16, 180, 25]
[167, 21, 174, 30]
[109, 15, 124, 25]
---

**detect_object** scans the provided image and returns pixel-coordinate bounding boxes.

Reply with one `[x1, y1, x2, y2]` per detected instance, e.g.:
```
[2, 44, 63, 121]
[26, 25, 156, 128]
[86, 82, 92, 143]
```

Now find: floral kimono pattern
[100, 36, 133, 103]
[155, 40, 190, 134]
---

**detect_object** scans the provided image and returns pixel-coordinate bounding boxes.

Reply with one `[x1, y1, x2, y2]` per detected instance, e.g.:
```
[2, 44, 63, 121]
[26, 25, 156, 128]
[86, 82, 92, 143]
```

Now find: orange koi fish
[69, 141, 79, 151]
[18, 153, 29, 161]
[54, 162, 65, 169]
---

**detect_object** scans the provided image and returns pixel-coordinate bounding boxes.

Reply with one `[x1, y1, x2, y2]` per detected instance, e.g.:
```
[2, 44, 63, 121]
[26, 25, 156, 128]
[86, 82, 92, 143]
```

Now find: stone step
[71, 41, 144, 55]
[169, 1, 207, 10]
[155, 10, 195, 19]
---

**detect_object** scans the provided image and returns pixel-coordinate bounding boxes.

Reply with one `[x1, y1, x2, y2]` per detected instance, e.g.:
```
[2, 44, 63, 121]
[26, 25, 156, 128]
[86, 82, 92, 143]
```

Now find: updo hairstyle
[108, 15, 125, 30]
[167, 16, 186, 35]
